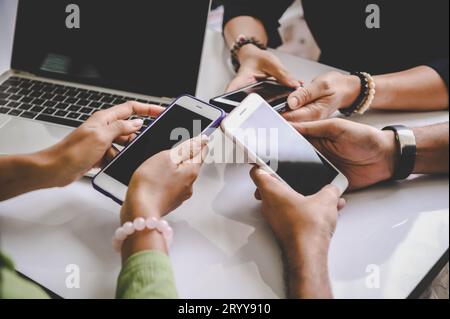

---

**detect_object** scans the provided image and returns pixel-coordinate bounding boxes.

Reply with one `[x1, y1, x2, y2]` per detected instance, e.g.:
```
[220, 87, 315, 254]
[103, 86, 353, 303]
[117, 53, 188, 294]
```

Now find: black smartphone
[210, 80, 295, 113]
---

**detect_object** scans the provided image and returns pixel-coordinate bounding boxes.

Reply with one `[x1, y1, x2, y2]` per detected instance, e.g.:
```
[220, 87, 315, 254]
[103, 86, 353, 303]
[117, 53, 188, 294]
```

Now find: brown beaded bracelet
[231, 35, 267, 73]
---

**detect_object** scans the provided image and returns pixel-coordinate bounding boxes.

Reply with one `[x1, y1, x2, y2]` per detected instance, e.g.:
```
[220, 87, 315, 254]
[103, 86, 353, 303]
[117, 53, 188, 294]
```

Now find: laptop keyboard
[0, 76, 168, 131]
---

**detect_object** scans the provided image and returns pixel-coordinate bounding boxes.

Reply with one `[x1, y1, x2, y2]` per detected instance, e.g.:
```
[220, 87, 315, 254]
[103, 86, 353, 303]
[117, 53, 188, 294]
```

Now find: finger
[102, 145, 120, 166]
[254, 189, 262, 201]
[226, 74, 257, 93]
[283, 103, 326, 122]
[249, 166, 290, 197]
[249, 166, 272, 189]
[170, 135, 210, 165]
[114, 133, 138, 146]
[93, 101, 165, 123]
[315, 184, 341, 204]
[106, 118, 143, 141]
[338, 198, 347, 211]
[287, 82, 324, 110]
[290, 119, 340, 140]
[268, 66, 301, 89]
[182, 143, 209, 171]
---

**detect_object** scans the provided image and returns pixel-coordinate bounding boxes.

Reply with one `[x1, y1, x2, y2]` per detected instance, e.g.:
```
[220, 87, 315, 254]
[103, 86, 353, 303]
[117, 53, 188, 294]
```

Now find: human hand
[40, 101, 165, 187]
[121, 135, 209, 223]
[226, 45, 301, 93]
[283, 71, 361, 122]
[250, 167, 345, 256]
[292, 118, 397, 190]
[250, 167, 346, 299]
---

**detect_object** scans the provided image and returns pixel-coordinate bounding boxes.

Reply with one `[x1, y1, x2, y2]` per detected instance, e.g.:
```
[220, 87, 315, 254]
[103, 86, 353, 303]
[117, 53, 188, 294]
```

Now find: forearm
[285, 234, 333, 299]
[413, 123, 449, 174]
[371, 66, 449, 111]
[0, 152, 55, 201]
[224, 16, 269, 49]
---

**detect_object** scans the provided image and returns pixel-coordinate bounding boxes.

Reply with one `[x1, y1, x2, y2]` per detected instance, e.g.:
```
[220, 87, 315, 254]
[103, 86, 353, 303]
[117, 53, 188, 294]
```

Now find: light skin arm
[0, 153, 55, 202]
[0, 102, 165, 202]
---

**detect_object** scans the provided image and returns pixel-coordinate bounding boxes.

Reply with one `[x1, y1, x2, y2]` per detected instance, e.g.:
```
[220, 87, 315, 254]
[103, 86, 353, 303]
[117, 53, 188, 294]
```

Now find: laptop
[0, 0, 211, 156]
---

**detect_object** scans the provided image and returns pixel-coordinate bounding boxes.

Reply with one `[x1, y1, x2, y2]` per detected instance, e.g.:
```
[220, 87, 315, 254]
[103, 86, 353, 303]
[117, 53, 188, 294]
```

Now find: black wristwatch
[382, 125, 417, 180]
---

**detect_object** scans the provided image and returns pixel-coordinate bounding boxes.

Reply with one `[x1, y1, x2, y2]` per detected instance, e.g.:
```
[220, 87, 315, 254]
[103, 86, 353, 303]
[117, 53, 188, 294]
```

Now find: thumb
[249, 166, 291, 199]
[287, 82, 323, 110]
[107, 118, 143, 141]
[269, 66, 301, 89]
[291, 119, 338, 140]
[226, 73, 257, 93]
[315, 184, 341, 205]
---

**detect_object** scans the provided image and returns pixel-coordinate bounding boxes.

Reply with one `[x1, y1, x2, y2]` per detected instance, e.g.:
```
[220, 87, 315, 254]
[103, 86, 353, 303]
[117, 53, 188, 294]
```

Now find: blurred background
[208, 0, 320, 60]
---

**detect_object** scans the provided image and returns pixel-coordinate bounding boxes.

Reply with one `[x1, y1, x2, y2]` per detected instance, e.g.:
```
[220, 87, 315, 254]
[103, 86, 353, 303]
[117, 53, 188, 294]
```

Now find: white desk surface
[0, 3, 449, 299]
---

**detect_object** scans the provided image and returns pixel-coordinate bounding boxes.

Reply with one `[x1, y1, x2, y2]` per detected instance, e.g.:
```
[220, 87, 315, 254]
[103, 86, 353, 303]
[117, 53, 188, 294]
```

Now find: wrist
[284, 232, 332, 298]
[340, 74, 362, 109]
[121, 226, 168, 263]
[380, 130, 398, 180]
[25, 151, 61, 188]
[236, 44, 264, 64]
[283, 230, 331, 265]
[121, 189, 163, 224]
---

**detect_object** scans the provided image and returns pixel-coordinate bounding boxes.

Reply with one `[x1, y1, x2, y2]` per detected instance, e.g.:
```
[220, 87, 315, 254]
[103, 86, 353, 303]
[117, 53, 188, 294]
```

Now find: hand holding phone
[210, 80, 295, 113]
[93, 95, 225, 203]
[221, 93, 348, 196]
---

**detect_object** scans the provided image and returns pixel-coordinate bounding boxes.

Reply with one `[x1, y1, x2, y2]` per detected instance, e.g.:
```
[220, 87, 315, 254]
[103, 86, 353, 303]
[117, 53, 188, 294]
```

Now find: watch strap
[382, 125, 417, 180]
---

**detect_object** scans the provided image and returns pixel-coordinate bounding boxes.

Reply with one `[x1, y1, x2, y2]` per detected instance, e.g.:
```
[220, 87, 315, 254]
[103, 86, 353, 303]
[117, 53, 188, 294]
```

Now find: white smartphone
[221, 93, 348, 196]
[210, 80, 295, 113]
[93, 95, 225, 204]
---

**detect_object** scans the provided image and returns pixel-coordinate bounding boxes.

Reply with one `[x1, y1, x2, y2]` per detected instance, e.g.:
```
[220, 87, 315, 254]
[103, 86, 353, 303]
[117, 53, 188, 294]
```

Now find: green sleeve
[0, 251, 50, 299]
[116, 250, 178, 299]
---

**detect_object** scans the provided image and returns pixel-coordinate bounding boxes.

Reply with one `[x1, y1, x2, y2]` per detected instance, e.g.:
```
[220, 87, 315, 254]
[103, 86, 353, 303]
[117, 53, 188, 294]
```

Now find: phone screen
[226, 82, 294, 107]
[104, 104, 213, 185]
[234, 102, 338, 195]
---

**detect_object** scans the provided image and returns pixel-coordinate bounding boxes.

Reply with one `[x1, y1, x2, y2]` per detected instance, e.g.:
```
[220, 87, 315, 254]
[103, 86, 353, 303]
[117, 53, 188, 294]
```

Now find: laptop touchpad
[0, 118, 73, 155]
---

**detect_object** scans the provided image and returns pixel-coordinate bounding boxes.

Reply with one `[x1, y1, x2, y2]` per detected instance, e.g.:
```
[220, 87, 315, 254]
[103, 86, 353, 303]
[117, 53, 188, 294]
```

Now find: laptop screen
[11, 0, 211, 98]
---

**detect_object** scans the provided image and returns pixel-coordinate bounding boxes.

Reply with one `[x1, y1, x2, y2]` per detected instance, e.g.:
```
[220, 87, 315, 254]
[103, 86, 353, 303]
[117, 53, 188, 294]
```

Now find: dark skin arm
[250, 168, 346, 299]
[413, 123, 449, 174]
[224, 14, 449, 118]
[292, 120, 449, 191]
[120, 136, 209, 263]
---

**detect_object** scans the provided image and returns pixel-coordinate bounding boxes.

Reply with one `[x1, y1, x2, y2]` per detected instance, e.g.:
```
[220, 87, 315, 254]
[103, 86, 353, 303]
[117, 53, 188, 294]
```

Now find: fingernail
[257, 168, 271, 175]
[291, 80, 301, 88]
[288, 97, 299, 109]
[201, 134, 210, 144]
[132, 119, 143, 126]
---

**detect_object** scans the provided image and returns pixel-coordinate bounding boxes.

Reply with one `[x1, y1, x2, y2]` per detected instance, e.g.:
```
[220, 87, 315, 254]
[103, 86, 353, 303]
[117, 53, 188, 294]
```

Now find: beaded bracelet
[112, 217, 174, 252]
[231, 34, 267, 73]
[339, 71, 370, 116]
[355, 72, 376, 115]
